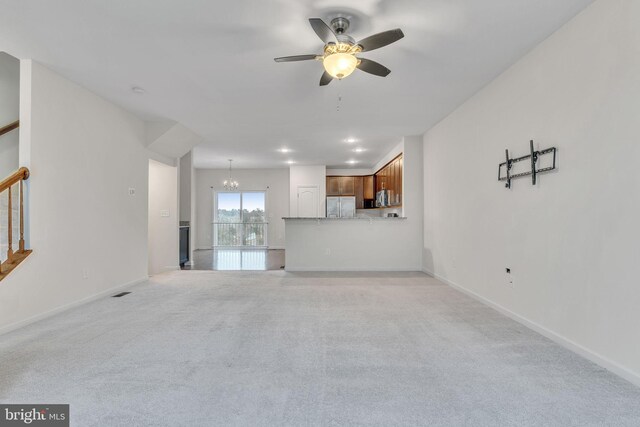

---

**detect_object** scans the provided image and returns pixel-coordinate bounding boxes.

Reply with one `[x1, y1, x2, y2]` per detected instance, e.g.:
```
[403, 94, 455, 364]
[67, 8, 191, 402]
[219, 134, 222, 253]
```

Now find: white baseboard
[195, 246, 285, 251]
[0, 276, 149, 337]
[423, 268, 640, 388]
[286, 267, 422, 272]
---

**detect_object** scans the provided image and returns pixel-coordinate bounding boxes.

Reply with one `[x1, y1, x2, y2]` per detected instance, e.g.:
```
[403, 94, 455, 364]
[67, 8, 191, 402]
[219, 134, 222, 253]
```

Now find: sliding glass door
[214, 191, 267, 247]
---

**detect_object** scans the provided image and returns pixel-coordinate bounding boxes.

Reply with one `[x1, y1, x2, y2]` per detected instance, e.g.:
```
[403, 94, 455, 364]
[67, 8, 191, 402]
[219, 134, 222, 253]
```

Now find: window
[213, 191, 267, 247]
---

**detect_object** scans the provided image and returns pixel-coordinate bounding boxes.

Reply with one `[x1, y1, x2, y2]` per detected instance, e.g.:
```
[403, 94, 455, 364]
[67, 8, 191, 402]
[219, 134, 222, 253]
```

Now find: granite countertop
[283, 217, 407, 220]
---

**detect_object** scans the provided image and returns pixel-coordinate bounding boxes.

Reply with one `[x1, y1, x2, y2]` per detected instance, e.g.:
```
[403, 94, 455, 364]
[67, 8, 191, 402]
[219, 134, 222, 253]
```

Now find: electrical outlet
[128, 187, 136, 196]
[82, 269, 89, 279]
[325, 248, 331, 256]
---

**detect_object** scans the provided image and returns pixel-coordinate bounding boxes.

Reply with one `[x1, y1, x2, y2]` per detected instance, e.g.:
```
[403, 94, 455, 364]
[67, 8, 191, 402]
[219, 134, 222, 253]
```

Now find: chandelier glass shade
[322, 43, 361, 80]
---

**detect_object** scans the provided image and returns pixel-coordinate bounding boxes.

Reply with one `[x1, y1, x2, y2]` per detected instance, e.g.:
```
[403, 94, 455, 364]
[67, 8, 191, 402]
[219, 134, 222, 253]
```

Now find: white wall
[0, 52, 19, 178]
[195, 168, 289, 249]
[148, 159, 179, 275]
[289, 165, 326, 217]
[423, 0, 640, 385]
[178, 151, 197, 263]
[401, 136, 424, 267]
[179, 152, 191, 222]
[0, 60, 150, 333]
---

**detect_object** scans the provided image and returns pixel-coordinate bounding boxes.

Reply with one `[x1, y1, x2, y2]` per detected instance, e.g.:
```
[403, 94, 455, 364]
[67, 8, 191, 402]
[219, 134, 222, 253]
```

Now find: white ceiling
[0, 0, 594, 169]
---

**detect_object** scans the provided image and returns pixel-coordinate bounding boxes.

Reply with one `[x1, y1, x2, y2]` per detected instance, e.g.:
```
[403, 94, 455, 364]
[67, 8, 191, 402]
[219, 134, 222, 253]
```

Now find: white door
[297, 186, 318, 218]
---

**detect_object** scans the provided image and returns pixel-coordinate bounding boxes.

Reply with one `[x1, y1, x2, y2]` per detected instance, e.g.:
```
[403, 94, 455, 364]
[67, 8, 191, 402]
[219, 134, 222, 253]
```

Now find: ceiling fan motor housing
[330, 17, 350, 34]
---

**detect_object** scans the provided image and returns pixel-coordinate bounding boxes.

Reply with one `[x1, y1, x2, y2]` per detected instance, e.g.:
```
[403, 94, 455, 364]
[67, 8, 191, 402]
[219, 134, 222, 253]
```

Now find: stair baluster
[0, 167, 31, 281]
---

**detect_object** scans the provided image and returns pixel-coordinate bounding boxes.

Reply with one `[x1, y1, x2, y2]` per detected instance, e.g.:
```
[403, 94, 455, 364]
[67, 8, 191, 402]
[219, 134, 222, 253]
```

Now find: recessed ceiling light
[346, 160, 358, 165]
[345, 137, 357, 143]
[278, 148, 291, 153]
[286, 160, 295, 164]
[131, 86, 146, 94]
[353, 147, 365, 153]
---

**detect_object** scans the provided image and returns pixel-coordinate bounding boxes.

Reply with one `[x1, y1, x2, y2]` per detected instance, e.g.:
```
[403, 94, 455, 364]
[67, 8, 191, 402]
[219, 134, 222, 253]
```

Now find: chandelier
[223, 159, 239, 190]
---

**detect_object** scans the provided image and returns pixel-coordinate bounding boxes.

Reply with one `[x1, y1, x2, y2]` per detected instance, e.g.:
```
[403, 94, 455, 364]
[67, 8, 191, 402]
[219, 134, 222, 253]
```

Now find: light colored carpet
[1, 271, 639, 426]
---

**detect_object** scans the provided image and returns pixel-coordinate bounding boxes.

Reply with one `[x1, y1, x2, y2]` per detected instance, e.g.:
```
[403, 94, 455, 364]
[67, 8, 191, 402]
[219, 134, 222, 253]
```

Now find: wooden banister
[0, 120, 19, 137]
[0, 167, 29, 193]
[0, 166, 31, 281]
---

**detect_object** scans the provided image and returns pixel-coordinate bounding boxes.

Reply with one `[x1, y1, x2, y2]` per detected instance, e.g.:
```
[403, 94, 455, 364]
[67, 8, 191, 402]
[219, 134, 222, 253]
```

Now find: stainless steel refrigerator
[326, 197, 356, 218]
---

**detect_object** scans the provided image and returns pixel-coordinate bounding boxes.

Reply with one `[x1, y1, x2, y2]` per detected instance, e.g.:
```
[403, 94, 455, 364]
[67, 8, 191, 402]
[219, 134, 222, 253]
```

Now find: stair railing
[0, 120, 19, 137]
[0, 167, 31, 280]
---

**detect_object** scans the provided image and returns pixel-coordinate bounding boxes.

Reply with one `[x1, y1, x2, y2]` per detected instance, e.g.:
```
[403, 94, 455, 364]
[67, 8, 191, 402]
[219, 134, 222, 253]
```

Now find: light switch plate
[160, 210, 170, 217]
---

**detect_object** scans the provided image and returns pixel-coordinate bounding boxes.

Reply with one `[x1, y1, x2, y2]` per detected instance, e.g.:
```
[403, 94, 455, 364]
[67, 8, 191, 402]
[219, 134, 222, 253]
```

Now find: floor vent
[112, 292, 131, 298]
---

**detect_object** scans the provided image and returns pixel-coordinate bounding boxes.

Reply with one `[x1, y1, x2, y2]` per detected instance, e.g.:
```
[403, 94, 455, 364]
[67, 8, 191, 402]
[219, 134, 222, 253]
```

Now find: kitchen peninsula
[284, 138, 423, 271]
[283, 216, 417, 271]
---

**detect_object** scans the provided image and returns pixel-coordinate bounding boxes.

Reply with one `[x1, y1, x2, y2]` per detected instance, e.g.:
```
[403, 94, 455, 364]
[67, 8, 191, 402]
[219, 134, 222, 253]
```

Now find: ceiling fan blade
[357, 29, 404, 52]
[309, 18, 337, 44]
[357, 58, 391, 77]
[320, 71, 333, 86]
[274, 54, 318, 63]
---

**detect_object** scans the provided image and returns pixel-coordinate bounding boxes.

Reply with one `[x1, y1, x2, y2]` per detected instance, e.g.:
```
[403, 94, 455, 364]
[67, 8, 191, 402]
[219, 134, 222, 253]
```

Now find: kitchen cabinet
[327, 176, 341, 196]
[374, 153, 403, 206]
[327, 174, 378, 209]
[354, 176, 364, 209]
[395, 156, 403, 206]
[326, 176, 355, 196]
[388, 161, 396, 204]
[363, 175, 374, 200]
[339, 176, 354, 195]
[376, 167, 387, 193]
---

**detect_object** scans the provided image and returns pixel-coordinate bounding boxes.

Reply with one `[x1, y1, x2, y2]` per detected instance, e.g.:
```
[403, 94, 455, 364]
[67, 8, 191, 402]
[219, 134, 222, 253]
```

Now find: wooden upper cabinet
[339, 176, 355, 195]
[373, 153, 403, 206]
[363, 175, 374, 199]
[376, 167, 387, 192]
[395, 156, 403, 205]
[388, 161, 396, 203]
[354, 176, 364, 209]
[327, 176, 341, 196]
[326, 176, 355, 196]
[327, 156, 401, 206]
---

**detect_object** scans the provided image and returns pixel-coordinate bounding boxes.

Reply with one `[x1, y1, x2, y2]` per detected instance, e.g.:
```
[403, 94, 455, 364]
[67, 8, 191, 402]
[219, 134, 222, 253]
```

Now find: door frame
[212, 190, 268, 248]
[296, 185, 319, 218]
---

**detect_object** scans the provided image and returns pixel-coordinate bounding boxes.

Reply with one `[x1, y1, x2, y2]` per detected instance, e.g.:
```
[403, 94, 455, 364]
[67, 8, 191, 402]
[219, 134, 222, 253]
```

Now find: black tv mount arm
[498, 140, 556, 188]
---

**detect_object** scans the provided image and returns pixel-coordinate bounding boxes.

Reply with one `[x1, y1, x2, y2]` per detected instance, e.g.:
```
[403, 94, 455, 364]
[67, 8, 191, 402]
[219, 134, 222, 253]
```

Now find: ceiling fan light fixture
[323, 52, 358, 79]
[274, 18, 403, 86]
[322, 42, 361, 80]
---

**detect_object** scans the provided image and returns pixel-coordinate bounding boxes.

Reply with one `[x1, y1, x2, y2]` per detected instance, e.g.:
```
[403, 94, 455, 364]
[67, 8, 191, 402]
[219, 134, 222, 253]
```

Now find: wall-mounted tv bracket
[498, 140, 556, 188]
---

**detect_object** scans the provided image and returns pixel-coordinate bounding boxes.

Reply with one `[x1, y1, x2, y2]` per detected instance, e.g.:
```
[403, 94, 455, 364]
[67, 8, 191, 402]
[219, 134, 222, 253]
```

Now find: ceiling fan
[274, 17, 404, 86]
